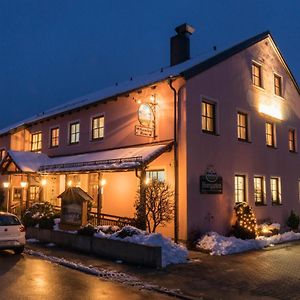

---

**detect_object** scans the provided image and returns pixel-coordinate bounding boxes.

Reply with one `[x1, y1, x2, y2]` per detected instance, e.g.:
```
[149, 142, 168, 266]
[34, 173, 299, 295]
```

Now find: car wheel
[13, 246, 24, 254]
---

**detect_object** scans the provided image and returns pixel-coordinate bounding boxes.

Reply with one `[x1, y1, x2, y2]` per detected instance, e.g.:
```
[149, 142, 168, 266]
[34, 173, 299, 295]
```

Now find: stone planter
[26, 227, 162, 268]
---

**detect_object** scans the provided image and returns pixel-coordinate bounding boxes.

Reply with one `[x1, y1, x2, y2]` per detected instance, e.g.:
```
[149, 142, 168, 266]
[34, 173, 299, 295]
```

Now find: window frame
[288, 128, 297, 153]
[29, 185, 40, 202]
[50, 127, 60, 148]
[31, 132, 42, 152]
[265, 122, 276, 148]
[254, 176, 266, 206]
[237, 112, 249, 141]
[91, 115, 105, 141]
[274, 73, 283, 97]
[252, 62, 263, 88]
[201, 100, 216, 134]
[270, 177, 281, 205]
[69, 121, 80, 144]
[234, 174, 247, 203]
[146, 169, 165, 182]
[0, 148, 6, 161]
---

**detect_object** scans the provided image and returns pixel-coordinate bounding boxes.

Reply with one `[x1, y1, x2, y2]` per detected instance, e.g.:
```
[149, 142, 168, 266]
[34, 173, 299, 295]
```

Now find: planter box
[26, 227, 162, 268]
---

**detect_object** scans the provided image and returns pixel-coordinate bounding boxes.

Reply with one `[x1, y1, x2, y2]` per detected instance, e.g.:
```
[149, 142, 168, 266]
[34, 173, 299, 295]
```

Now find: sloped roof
[58, 187, 93, 202]
[1, 142, 172, 173]
[0, 31, 298, 136]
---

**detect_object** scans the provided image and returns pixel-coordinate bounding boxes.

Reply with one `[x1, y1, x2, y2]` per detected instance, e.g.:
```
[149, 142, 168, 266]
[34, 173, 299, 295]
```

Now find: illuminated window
[237, 112, 248, 141]
[266, 122, 275, 147]
[146, 170, 165, 182]
[270, 177, 281, 205]
[288, 129, 296, 152]
[13, 188, 22, 202]
[235, 175, 246, 203]
[254, 176, 266, 205]
[202, 101, 215, 133]
[29, 186, 40, 201]
[0, 149, 5, 161]
[50, 127, 59, 148]
[274, 74, 282, 97]
[252, 63, 262, 87]
[31, 132, 42, 152]
[92, 116, 104, 140]
[70, 122, 80, 144]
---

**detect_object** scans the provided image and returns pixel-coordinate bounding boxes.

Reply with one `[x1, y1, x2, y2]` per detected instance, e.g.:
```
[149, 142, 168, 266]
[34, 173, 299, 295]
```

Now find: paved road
[0, 250, 174, 300]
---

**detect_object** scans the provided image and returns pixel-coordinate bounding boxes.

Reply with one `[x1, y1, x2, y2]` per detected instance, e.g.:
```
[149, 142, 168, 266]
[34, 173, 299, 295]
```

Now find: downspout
[168, 78, 179, 243]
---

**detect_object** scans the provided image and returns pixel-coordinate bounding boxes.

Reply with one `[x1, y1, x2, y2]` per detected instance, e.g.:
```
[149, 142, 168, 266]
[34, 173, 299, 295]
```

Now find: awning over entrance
[0, 142, 172, 174]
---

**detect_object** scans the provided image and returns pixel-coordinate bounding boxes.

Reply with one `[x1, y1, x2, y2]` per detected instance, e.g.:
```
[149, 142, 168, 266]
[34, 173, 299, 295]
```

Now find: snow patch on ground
[197, 231, 300, 255]
[25, 249, 186, 298]
[95, 226, 188, 267]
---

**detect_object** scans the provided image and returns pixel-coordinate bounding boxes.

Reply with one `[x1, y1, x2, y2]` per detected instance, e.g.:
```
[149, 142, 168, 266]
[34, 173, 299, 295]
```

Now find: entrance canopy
[0, 142, 172, 174]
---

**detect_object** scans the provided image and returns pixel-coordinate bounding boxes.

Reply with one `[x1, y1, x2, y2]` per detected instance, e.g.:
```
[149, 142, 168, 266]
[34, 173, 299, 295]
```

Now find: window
[254, 176, 266, 205]
[92, 116, 104, 140]
[252, 63, 262, 87]
[29, 186, 40, 201]
[270, 177, 281, 205]
[0, 149, 5, 160]
[50, 127, 59, 148]
[235, 175, 246, 203]
[31, 132, 42, 152]
[13, 188, 22, 202]
[266, 122, 275, 147]
[237, 112, 248, 141]
[202, 101, 215, 133]
[70, 122, 80, 144]
[288, 129, 296, 152]
[274, 74, 282, 97]
[146, 170, 165, 182]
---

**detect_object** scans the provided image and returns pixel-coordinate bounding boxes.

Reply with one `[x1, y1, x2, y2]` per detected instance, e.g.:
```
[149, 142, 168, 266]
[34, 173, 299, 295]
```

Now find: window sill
[289, 150, 297, 154]
[274, 93, 284, 100]
[271, 202, 282, 206]
[202, 130, 219, 136]
[91, 137, 104, 142]
[69, 142, 80, 145]
[252, 84, 264, 92]
[266, 145, 277, 149]
[49, 145, 59, 149]
[255, 203, 267, 206]
[238, 138, 251, 143]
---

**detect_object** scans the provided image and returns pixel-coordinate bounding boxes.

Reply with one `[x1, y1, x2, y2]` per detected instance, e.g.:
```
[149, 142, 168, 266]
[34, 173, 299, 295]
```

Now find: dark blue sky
[0, 0, 299, 128]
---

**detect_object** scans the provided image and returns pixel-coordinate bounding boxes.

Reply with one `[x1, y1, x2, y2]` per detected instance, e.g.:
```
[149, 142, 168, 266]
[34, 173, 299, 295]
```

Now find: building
[0, 24, 299, 241]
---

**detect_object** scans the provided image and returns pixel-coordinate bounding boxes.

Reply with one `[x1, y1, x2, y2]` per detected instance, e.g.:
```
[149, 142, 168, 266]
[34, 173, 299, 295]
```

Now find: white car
[0, 212, 26, 254]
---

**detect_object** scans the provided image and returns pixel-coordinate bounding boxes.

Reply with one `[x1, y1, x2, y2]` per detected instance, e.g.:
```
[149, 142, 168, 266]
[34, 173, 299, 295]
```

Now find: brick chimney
[170, 23, 195, 66]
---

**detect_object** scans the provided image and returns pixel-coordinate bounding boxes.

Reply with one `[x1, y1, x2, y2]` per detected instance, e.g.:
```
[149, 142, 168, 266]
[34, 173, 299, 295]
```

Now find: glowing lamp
[145, 178, 150, 185]
[20, 181, 28, 188]
[67, 180, 73, 187]
[3, 182, 9, 188]
[100, 179, 106, 187]
[41, 179, 47, 186]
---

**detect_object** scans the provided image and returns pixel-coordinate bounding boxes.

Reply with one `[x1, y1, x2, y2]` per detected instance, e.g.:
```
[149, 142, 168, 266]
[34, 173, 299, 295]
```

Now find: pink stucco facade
[0, 32, 299, 241]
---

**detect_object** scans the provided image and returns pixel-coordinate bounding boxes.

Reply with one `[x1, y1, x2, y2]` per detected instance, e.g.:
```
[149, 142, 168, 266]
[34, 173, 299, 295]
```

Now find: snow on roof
[8, 150, 49, 173]
[6, 143, 172, 173]
[0, 56, 204, 136]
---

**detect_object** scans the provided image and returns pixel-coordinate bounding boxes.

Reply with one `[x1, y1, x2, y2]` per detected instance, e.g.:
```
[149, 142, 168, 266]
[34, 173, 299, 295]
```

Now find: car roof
[0, 212, 18, 217]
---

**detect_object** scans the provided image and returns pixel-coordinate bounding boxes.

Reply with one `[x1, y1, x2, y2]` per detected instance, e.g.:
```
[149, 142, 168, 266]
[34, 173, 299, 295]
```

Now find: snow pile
[95, 226, 188, 267]
[197, 231, 300, 255]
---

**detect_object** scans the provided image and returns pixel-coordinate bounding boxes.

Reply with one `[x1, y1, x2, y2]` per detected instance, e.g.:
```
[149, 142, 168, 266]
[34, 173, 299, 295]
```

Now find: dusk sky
[0, 0, 299, 128]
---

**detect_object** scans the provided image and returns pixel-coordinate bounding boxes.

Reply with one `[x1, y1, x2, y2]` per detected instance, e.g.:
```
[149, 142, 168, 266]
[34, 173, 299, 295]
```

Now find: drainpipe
[168, 78, 179, 243]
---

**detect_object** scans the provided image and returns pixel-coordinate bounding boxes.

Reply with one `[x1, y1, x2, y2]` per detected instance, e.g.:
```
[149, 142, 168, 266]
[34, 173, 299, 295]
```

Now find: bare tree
[135, 180, 174, 233]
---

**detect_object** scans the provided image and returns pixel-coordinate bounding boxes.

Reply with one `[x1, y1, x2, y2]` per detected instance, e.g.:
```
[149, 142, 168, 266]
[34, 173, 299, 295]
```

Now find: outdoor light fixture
[41, 179, 47, 186]
[145, 178, 150, 185]
[3, 182, 9, 188]
[67, 180, 73, 187]
[100, 178, 106, 187]
[20, 181, 28, 188]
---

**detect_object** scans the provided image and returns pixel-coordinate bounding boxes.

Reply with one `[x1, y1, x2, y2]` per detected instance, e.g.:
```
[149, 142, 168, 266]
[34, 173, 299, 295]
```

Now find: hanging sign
[138, 104, 153, 127]
[135, 125, 154, 137]
[200, 166, 223, 194]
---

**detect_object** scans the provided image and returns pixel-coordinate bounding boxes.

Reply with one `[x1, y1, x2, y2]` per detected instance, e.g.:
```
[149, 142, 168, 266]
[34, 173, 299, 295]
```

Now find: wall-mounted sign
[200, 166, 223, 194]
[135, 125, 154, 137]
[138, 104, 154, 127]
